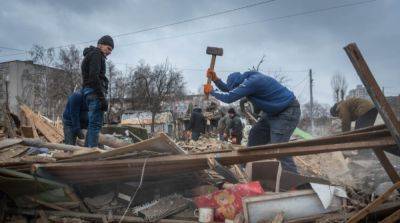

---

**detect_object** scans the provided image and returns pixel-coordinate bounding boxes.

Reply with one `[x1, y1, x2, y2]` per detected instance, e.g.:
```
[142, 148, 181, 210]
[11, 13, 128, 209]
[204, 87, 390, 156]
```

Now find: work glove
[203, 83, 213, 95]
[206, 68, 219, 81]
[99, 97, 109, 112]
[77, 130, 85, 139]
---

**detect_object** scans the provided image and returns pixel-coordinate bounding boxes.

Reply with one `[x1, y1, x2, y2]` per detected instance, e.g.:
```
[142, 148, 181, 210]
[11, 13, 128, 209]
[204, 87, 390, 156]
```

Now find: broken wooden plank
[379, 208, 400, 223]
[11, 209, 198, 223]
[20, 104, 63, 143]
[32, 134, 395, 184]
[62, 133, 185, 162]
[348, 181, 400, 223]
[344, 43, 400, 185]
[344, 43, 400, 152]
[27, 196, 69, 211]
[0, 138, 22, 150]
[21, 138, 94, 152]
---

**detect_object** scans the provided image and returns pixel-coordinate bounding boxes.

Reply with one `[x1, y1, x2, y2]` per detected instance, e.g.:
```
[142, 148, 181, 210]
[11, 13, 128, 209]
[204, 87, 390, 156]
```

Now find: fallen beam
[344, 43, 400, 185]
[21, 138, 95, 152]
[348, 181, 400, 223]
[8, 209, 197, 223]
[32, 135, 395, 184]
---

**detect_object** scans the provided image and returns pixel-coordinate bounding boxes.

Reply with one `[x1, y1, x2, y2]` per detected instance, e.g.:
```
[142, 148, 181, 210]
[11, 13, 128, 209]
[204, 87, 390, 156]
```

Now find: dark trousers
[63, 119, 77, 145]
[355, 108, 399, 156]
[248, 99, 301, 173]
[192, 131, 201, 141]
[355, 108, 378, 129]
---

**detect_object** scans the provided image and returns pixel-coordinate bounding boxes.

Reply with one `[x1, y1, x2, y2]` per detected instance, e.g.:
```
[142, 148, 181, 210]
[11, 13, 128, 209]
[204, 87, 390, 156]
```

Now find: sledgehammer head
[206, 46, 223, 56]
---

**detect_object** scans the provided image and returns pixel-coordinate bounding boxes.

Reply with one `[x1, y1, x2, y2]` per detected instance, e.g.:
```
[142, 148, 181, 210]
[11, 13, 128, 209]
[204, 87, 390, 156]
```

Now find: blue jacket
[62, 91, 88, 134]
[211, 71, 295, 115]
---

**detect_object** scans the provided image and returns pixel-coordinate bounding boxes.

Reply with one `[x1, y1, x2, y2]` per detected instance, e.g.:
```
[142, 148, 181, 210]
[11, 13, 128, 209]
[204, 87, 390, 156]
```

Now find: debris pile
[0, 103, 399, 222]
[0, 43, 399, 222]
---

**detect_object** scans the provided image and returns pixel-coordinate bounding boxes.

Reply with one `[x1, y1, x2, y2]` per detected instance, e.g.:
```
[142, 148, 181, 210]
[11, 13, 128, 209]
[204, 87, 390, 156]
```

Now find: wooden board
[32, 134, 395, 184]
[20, 104, 63, 143]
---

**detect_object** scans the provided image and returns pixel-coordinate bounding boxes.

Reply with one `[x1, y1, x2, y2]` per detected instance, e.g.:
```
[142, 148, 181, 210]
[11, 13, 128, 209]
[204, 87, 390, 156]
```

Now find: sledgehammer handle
[205, 55, 217, 100]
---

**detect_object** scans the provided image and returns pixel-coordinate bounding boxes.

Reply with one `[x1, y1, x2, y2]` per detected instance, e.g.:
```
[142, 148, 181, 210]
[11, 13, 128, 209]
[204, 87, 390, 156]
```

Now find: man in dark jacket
[81, 35, 114, 147]
[204, 69, 300, 172]
[188, 107, 206, 141]
[227, 108, 243, 145]
[62, 91, 88, 145]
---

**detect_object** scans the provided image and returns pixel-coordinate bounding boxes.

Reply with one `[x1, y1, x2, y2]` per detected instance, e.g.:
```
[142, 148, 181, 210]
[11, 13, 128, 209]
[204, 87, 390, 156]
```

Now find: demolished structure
[0, 43, 399, 222]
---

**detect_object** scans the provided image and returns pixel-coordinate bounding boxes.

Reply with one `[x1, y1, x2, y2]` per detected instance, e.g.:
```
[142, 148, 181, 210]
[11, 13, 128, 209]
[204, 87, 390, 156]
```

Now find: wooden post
[344, 43, 400, 184]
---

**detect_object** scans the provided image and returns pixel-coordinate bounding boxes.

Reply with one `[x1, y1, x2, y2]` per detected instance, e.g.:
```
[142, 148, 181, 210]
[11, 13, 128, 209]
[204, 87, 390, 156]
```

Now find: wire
[291, 76, 308, 90]
[0, 46, 25, 52]
[112, 0, 278, 38]
[118, 157, 148, 223]
[117, 0, 377, 47]
[0, 0, 377, 60]
[0, 0, 278, 58]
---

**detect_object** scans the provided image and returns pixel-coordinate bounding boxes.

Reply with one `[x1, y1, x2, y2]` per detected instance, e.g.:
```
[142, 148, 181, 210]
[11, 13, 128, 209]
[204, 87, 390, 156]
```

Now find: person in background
[62, 91, 88, 145]
[227, 108, 243, 145]
[188, 107, 206, 141]
[217, 112, 230, 141]
[330, 97, 377, 132]
[204, 69, 300, 173]
[81, 35, 113, 147]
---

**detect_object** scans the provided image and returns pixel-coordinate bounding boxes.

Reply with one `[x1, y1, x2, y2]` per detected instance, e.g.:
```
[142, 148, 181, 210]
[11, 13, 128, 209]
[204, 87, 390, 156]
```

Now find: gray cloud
[1, 0, 399, 104]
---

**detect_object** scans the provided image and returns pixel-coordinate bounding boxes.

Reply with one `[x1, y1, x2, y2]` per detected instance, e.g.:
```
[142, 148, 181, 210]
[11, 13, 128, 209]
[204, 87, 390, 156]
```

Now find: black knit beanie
[98, 35, 114, 49]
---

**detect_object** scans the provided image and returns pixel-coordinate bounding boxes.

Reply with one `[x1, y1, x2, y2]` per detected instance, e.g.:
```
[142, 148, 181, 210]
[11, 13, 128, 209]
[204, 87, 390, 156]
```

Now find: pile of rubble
[0, 104, 399, 222]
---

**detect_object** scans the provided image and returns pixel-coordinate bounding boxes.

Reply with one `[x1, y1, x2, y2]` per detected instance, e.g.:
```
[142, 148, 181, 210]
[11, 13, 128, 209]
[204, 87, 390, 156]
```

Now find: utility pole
[309, 69, 314, 134]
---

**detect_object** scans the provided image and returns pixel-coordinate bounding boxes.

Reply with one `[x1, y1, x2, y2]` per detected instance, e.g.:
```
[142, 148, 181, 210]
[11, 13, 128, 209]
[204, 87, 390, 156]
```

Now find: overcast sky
[1, 0, 399, 105]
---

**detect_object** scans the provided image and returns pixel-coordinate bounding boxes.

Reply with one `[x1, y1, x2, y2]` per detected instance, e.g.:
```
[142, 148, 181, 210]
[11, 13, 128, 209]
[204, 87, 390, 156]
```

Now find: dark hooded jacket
[211, 71, 295, 115]
[81, 46, 108, 98]
[188, 108, 206, 133]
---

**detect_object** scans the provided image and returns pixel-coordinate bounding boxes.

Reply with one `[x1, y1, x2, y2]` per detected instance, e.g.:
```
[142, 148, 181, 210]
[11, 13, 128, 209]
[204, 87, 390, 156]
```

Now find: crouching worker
[330, 97, 377, 132]
[62, 91, 88, 145]
[204, 69, 301, 173]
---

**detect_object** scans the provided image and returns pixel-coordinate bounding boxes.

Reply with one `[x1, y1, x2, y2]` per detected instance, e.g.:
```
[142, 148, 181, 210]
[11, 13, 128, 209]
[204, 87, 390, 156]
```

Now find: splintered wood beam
[344, 43, 400, 184]
[32, 135, 395, 184]
[344, 43, 400, 149]
[348, 182, 400, 223]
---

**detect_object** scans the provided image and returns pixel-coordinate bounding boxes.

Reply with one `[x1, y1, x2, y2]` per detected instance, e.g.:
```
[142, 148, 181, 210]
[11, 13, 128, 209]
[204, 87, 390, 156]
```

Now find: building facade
[347, 84, 370, 100]
[0, 60, 68, 125]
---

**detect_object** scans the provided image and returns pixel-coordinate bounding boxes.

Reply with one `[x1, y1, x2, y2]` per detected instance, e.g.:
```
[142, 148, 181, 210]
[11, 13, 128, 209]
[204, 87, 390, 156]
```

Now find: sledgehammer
[205, 46, 223, 99]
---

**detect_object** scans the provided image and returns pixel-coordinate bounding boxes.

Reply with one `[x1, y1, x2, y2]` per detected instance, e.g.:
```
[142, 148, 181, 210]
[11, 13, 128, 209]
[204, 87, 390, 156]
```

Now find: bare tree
[250, 54, 266, 71]
[27, 45, 82, 119]
[130, 60, 185, 133]
[29, 45, 55, 66]
[300, 101, 330, 131]
[57, 45, 82, 91]
[27, 45, 56, 114]
[331, 72, 348, 102]
[249, 54, 289, 84]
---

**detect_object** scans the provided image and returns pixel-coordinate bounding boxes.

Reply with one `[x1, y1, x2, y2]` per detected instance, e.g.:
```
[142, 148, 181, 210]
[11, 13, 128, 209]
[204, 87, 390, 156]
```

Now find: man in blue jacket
[62, 91, 88, 145]
[204, 69, 301, 172]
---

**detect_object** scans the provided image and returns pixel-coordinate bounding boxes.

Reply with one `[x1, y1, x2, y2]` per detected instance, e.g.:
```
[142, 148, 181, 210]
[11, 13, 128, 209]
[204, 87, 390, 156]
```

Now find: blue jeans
[248, 99, 301, 173]
[63, 119, 77, 145]
[84, 93, 104, 148]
